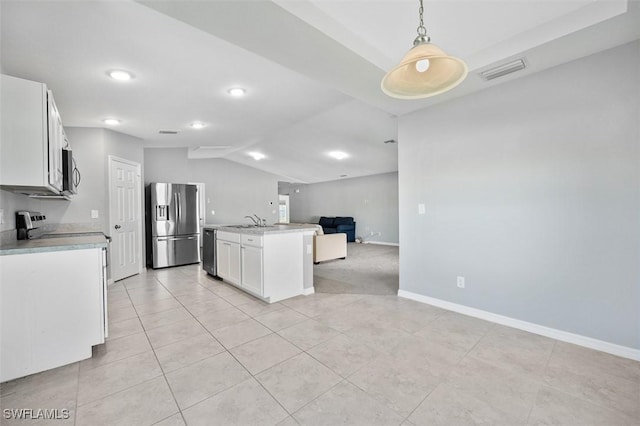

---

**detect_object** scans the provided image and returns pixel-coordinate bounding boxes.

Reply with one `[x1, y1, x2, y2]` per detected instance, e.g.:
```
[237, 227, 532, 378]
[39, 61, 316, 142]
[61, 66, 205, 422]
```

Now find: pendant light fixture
[381, 0, 467, 99]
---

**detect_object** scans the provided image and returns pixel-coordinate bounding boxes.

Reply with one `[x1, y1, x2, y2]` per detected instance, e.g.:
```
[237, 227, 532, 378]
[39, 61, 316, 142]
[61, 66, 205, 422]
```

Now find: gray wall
[0, 127, 144, 236]
[280, 172, 399, 244]
[144, 148, 281, 225]
[398, 41, 640, 349]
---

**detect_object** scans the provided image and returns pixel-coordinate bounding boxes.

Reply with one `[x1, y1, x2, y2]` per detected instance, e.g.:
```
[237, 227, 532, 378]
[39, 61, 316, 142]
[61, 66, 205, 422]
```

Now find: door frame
[107, 155, 143, 284]
[278, 194, 290, 223]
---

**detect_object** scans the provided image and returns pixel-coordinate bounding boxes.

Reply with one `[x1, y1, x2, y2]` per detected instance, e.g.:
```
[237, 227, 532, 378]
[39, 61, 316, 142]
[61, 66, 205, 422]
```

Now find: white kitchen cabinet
[217, 229, 313, 303]
[241, 244, 263, 296]
[0, 74, 65, 196]
[216, 231, 241, 286]
[47, 93, 66, 191]
[0, 247, 107, 382]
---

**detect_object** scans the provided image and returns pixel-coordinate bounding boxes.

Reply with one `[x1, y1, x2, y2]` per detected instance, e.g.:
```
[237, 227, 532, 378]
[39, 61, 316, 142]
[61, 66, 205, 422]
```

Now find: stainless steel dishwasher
[202, 228, 221, 279]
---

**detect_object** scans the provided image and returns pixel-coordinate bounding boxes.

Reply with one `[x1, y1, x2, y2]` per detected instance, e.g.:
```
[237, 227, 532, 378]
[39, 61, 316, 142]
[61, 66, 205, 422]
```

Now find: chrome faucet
[244, 215, 259, 226]
[253, 214, 265, 227]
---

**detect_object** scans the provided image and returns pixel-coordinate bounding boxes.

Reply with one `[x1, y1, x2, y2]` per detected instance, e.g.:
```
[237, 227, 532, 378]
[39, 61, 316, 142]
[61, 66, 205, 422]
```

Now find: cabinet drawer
[217, 231, 240, 243]
[241, 234, 263, 247]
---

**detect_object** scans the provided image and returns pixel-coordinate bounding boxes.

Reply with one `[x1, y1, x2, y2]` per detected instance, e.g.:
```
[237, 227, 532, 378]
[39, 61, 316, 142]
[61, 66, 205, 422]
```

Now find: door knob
[114, 225, 121, 229]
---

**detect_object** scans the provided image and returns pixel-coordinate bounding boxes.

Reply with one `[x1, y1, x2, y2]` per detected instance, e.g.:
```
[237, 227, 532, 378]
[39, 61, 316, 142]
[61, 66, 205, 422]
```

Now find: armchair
[318, 216, 356, 242]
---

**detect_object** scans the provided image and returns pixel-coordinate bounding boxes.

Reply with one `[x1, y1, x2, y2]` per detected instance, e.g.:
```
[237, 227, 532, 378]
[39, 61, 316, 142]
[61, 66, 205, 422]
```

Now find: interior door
[109, 157, 142, 281]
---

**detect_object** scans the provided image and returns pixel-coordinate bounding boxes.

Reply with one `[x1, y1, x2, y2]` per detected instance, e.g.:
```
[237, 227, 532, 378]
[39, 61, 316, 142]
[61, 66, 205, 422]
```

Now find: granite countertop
[210, 224, 319, 235]
[0, 234, 109, 256]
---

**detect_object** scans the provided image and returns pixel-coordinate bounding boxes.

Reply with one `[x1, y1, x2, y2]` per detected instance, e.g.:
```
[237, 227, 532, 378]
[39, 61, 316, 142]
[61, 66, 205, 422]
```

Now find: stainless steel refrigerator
[147, 183, 200, 269]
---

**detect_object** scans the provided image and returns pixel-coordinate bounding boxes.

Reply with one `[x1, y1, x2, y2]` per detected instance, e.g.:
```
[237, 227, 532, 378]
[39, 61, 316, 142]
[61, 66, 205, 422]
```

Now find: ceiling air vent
[158, 130, 179, 135]
[480, 58, 527, 81]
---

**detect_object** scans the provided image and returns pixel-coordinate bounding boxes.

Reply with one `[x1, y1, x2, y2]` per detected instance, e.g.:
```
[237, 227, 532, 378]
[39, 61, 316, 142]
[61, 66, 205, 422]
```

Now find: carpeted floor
[313, 242, 399, 295]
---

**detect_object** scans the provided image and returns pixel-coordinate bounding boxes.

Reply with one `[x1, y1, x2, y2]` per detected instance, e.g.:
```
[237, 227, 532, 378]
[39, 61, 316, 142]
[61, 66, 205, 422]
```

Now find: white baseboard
[398, 289, 640, 361]
[363, 241, 399, 247]
[302, 287, 315, 295]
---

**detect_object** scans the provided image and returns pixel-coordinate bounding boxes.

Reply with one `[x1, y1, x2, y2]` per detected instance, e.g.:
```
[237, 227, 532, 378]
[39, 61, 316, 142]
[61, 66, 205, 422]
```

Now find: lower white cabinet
[241, 244, 263, 296]
[216, 232, 240, 285]
[0, 247, 107, 382]
[217, 230, 312, 303]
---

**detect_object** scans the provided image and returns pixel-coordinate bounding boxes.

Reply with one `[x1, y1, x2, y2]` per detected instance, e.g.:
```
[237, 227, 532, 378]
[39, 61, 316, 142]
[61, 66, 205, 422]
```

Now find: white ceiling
[1, 0, 638, 183]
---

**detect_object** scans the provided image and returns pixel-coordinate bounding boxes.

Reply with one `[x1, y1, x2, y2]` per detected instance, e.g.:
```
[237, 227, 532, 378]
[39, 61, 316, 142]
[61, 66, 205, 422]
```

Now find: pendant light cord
[414, 0, 430, 45]
[417, 0, 427, 36]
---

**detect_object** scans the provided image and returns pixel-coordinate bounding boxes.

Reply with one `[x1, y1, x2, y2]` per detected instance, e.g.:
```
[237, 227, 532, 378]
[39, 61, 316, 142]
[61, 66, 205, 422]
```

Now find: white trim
[398, 289, 640, 361]
[302, 287, 315, 296]
[363, 241, 399, 247]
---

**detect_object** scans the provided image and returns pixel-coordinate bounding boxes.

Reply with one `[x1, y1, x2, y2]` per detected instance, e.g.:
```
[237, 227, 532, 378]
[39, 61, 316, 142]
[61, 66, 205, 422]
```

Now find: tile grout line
[72, 362, 80, 426]
[151, 270, 302, 419]
[125, 277, 188, 426]
[524, 339, 558, 424]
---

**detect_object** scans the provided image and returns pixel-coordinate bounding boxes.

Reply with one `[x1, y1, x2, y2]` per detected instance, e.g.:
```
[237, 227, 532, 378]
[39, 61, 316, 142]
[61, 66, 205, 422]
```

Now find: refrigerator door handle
[174, 192, 179, 221]
[162, 236, 196, 241]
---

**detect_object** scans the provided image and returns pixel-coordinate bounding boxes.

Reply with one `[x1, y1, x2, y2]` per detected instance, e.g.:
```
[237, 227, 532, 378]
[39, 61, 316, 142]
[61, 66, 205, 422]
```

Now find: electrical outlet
[91, 210, 99, 219]
[457, 276, 465, 288]
[418, 203, 426, 215]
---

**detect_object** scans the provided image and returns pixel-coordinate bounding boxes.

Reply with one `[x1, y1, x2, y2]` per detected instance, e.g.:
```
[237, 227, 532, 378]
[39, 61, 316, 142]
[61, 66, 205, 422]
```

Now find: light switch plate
[418, 203, 426, 215]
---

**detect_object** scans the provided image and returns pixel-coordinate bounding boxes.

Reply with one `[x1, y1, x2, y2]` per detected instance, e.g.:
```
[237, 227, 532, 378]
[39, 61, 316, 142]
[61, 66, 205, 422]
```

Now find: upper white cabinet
[0, 74, 66, 196]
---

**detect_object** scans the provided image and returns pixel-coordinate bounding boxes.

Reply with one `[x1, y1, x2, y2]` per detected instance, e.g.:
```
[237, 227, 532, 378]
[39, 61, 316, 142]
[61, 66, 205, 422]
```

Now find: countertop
[0, 234, 109, 256]
[206, 224, 320, 236]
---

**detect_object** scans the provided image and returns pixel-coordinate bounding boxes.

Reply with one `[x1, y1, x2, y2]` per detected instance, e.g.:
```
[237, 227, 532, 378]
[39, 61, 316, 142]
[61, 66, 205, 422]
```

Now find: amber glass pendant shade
[381, 42, 467, 99]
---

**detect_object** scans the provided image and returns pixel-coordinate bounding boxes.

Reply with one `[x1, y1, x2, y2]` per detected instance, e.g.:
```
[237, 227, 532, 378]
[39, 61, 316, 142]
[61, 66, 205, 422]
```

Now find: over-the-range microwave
[62, 149, 79, 195]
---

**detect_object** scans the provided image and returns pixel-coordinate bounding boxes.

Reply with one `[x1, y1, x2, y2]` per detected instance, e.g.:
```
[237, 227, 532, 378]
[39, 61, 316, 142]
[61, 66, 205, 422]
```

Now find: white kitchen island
[211, 224, 317, 303]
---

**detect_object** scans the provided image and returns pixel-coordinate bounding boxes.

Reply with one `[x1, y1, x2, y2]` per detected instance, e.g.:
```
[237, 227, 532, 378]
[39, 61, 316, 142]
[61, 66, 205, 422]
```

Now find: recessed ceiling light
[328, 151, 349, 160]
[248, 152, 265, 161]
[108, 70, 133, 81]
[228, 87, 246, 97]
[103, 118, 121, 125]
[190, 122, 205, 129]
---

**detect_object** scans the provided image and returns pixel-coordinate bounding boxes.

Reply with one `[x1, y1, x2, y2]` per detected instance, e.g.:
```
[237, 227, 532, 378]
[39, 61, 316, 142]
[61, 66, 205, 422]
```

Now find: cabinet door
[216, 240, 230, 279]
[228, 242, 241, 285]
[217, 240, 240, 285]
[47, 93, 63, 191]
[241, 245, 263, 296]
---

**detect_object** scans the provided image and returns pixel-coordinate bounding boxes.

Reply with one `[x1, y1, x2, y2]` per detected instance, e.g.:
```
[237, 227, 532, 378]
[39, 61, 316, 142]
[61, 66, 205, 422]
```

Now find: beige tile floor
[1, 264, 639, 425]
